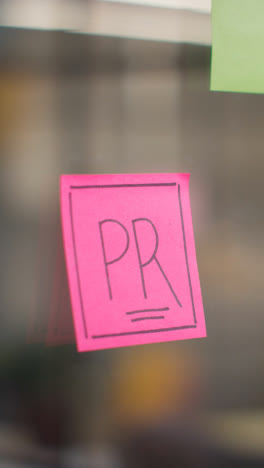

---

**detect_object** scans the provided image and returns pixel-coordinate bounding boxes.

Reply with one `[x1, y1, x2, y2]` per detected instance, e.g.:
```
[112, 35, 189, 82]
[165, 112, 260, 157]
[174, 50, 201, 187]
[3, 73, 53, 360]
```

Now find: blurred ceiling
[0, 0, 211, 45]
[101, 0, 211, 13]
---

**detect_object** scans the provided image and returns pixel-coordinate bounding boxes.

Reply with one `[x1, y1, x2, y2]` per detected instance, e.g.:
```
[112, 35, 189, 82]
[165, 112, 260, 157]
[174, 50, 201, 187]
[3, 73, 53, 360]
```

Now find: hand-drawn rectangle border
[68, 182, 197, 339]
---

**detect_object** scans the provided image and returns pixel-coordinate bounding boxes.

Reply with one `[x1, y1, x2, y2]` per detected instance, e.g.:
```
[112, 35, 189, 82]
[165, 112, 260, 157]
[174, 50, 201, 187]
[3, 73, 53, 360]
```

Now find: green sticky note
[211, 0, 264, 94]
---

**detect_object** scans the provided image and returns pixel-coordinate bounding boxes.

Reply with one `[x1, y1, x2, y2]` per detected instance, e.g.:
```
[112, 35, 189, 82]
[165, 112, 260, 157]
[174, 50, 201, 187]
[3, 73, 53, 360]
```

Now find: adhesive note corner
[211, 0, 264, 94]
[60, 173, 206, 352]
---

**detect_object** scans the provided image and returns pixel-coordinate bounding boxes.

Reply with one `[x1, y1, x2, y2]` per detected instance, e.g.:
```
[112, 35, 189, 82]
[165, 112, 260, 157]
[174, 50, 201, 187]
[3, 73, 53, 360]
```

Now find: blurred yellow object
[111, 345, 199, 427]
[0, 71, 25, 147]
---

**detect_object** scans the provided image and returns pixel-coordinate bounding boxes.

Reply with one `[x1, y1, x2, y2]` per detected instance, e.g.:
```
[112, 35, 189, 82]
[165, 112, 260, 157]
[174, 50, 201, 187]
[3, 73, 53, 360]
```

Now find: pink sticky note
[61, 173, 206, 352]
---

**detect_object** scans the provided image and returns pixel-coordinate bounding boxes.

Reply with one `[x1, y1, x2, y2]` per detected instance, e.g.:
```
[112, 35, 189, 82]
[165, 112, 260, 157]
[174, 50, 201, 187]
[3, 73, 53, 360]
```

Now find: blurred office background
[1, 0, 264, 466]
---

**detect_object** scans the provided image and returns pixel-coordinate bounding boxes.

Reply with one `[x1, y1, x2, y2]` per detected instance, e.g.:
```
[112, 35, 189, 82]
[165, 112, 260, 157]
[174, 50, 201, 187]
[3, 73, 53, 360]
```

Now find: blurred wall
[0, 30, 264, 435]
